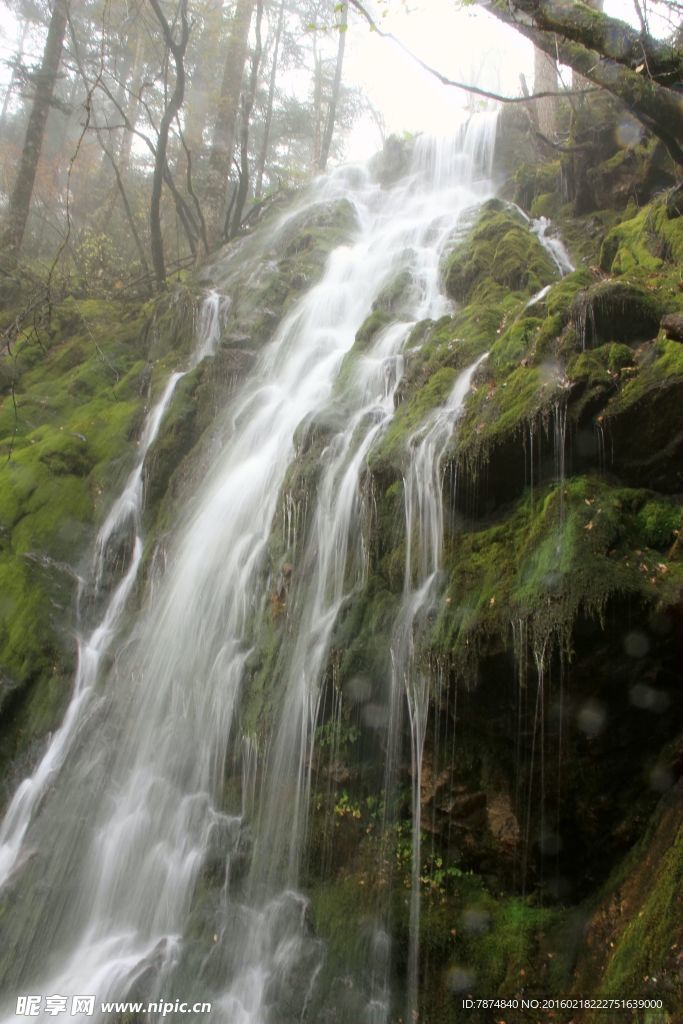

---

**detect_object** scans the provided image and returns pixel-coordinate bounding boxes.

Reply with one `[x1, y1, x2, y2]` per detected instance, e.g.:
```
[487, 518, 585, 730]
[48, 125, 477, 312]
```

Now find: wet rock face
[571, 281, 661, 348]
[369, 134, 414, 188]
[442, 200, 556, 305]
[0, 298, 153, 795]
[661, 313, 683, 343]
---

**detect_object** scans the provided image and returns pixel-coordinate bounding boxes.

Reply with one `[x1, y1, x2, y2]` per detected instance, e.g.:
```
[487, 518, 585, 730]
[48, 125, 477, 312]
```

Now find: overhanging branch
[347, 0, 596, 105]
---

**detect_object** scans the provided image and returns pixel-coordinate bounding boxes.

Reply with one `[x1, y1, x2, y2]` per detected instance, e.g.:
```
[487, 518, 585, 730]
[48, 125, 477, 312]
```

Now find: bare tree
[148, 0, 190, 291]
[319, 0, 347, 171]
[229, 0, 265, 237]
[2, 0, 69, 259]
[533, 46, 559, 138]
[205, 0, 255, 249]
[254, 0, 286, 199]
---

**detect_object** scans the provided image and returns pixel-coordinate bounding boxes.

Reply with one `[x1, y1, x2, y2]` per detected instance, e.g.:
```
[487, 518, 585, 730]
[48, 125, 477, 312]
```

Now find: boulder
[571, 280, 661, 348]
[661, 313, 683, 343]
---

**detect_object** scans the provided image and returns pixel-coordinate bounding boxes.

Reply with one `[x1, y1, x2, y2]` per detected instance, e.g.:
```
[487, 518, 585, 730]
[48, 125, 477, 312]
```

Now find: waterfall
[393, 353, 488, 1019]
[0, 290, 226, 892]
[0, 118, 500, 1023]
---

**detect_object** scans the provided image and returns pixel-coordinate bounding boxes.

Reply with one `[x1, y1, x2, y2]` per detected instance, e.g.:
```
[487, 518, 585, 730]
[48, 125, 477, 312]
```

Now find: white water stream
[392, 353, 488, 1018]
[0, 292, 226, 891]
[0, 113, 573, 1023]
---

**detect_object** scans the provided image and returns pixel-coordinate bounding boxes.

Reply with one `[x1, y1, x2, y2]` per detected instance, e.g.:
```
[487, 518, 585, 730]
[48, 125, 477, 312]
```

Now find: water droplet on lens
[623, 631, 649, 658]
[446, 967, 476, 993]
[577, 699, 605, 737]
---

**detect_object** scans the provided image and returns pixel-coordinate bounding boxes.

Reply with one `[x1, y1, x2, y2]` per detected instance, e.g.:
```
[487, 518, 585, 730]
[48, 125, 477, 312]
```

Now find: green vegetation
[442, 200, 556, 305]
[0, 294, 169, 781]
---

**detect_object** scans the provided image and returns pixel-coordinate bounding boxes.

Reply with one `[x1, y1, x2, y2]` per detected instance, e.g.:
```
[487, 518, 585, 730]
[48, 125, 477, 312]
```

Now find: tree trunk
[487, 0, 683, 166]
[0, 19, 30, 137]
[2, 0, 68, 258]
[254, 0, 285, 200]
[319, 1, 348, 172]
[533, 45, 558, 138]
[572, 0, 603, 92]
[205, 0, 255, 249]
[67, 19, 152, 284]
[117, 32, 145, 184]
[148, 0, 190, 291]
[181, 6, 224, 164]
[312, 40, 323, 171]
[229, 0, 264, 238]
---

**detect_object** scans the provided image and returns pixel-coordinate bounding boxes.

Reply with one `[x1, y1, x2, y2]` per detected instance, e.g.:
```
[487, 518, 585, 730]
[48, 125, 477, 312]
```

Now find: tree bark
[487, 0, 683, 166]
[0, 19, 30, 136]
[533, 45, 558, 138]
[319, 1, 348, 171]
[205, 0, 255, 249]
[230, 0, 264, 237]
[254, 0, 285, 199]
[148, 0, 190, 291]
[182, 5, 224, 163]
[117, 31, 145, 184]
[2, 0, 68, 258]
[66, 16, 152, 284]
[312, 39, 323, 170]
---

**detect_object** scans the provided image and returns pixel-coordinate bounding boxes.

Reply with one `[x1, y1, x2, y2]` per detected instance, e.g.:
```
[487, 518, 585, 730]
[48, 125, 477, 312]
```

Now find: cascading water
[391, 353, 488, 1020]
[0, 112, 536, 1024]
[0, 291, 226, 892]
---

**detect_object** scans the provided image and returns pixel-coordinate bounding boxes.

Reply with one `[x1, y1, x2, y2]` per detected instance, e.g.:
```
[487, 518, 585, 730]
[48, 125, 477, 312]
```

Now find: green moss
[571, 786, 683, 1020]
[599, 822, 682, 1001]
[354, 309, 392, 350]
[489, 315, 542, 368]
[600, 206, 665, 275]
[637, 499, 681, 549]
[571, 280, 661, 348]
[544, 269, 593, 320]
[372, 269, 414, 315]
[431, 478, 683, 659]
[605, 338, 683, 418]
[454, 896, 560, 996]
[0, 557, 54, 682]
[454, 364, 558, 467]
[0, 291, 156, 781]
[442, 202, 556, 305]
[530, 192, 560, 219]
[512, 160, 561, 211]
[311, 875, 382, 973]
[334, 580, 398, 686]
[144, 364, 206, 522]
[371, 367, 459, 470]
[598, 198, 683, 324]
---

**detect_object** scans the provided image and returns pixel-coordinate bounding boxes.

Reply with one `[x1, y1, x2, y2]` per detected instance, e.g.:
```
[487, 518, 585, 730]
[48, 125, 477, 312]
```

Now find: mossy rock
[586, 138, 676, 213]
[372, 269, 415, 316]
[369, 134, 414, 187]
[530, 191, 561, 220]
[0, 292, 155, 790]
[600, 207, 665, 276]
[430, 476, 683, 661]
[600, 339, 683, 492]
[442, 201, 556, 305]
[200, 197, 359, 357]
[572, 782, 683, 1019]
[571, 280, 661, 348]
[354, 309, 392, 350]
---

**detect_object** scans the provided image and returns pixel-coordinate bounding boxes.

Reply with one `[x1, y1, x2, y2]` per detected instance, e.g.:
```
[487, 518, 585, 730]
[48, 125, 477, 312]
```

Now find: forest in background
[0, 0, 362, 296]
[0, 0, 681, 301]
[0, 2, 682, 1019]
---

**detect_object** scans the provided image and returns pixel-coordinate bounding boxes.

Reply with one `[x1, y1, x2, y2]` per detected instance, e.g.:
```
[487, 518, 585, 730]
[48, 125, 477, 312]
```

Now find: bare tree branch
[347, 0, 596, 104]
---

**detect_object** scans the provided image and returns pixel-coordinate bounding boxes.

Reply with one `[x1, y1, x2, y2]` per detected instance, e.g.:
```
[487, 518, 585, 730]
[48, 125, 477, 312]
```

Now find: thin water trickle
[389, 354, 488, 1019]
[531, 216, 575, 277]
[0, 119, 500, 1023]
